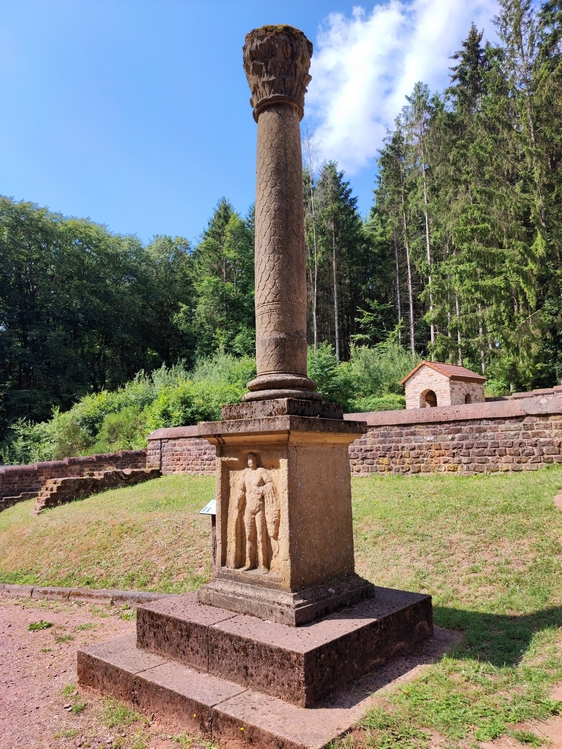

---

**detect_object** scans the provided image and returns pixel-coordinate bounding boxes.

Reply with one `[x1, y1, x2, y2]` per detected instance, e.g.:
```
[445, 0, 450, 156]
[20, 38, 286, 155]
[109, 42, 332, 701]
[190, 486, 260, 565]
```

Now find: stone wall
[0, 450, 147, 505]
[146, 388, 562, 478]
[33, 468, 161, 514]
[147, 426, 215, 475]
[347, 390, 562, 475]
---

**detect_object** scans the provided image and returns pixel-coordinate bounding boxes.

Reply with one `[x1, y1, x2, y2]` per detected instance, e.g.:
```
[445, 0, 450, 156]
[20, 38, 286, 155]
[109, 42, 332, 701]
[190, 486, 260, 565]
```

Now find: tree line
[1, 0, 560, 445]
[370, 0, 562, 390]
[0, 197, 254, 440]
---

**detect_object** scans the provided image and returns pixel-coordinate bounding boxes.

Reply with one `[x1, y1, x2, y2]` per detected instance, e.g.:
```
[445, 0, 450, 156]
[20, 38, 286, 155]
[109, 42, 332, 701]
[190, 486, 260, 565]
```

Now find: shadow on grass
[434, 604, 562, 667]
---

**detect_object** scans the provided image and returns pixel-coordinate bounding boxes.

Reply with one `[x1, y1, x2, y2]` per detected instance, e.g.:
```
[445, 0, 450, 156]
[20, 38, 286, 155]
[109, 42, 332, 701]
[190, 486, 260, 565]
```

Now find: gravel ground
[2, 594, 561, 749]
[0, 596, 204, 749]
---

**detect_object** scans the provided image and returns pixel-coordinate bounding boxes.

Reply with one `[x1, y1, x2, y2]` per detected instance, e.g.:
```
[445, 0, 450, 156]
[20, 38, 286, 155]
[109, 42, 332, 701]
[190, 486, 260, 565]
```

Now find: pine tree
[182, 198, 255, 358]
[314, 162, 368, 360]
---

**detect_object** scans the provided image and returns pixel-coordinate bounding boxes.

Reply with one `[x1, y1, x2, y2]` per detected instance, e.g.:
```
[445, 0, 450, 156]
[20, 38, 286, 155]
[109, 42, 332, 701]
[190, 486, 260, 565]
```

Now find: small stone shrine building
[402, 361, 486, 409]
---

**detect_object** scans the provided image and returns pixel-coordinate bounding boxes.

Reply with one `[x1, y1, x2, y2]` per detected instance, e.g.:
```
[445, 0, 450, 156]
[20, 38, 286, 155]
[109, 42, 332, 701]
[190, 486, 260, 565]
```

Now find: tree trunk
[402, 209, 415, 357]
[420, 139, 434, 347]
[393, 228, 402, 344]
[332, 222, 340, 361]
[455, 293, 462, 365]
[478, 305, 486, 374]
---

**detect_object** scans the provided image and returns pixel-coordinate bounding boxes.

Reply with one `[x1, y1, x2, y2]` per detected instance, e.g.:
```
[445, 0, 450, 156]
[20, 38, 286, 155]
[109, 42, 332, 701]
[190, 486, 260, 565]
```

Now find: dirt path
[0, 596, 203, 749]
[2, 595, 561, 749]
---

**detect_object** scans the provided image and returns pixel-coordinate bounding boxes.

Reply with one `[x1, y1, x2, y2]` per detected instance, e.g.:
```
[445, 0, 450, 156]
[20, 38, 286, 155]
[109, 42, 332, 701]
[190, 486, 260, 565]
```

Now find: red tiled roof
[400, 361, 487, 385]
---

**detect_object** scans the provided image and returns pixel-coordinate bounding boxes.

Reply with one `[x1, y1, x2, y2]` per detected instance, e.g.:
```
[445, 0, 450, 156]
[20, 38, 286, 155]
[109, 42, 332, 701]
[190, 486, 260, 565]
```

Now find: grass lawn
[1, 469, 562, 747]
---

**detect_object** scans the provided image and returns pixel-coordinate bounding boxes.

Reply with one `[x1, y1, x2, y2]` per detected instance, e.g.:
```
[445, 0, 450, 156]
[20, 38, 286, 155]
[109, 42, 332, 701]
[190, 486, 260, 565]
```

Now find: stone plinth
[136, 589, 432, 707]
[78, 588, 433, 746]
[196, 402, 373, 625]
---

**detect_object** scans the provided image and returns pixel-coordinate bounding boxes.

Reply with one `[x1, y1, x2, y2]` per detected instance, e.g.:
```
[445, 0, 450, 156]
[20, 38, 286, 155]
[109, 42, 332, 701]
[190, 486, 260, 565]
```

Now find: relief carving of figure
[233, 452, 280, 573]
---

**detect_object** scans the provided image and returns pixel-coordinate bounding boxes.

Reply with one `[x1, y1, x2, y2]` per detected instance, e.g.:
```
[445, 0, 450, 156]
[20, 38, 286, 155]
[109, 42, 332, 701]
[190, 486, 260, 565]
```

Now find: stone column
[196, 25, 374, 626]
[242, 26, 319, 401]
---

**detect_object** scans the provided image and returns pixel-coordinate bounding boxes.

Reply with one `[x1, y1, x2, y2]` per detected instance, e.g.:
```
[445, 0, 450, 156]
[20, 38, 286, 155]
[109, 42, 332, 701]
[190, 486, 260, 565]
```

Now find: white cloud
[305, 0, 499, 174]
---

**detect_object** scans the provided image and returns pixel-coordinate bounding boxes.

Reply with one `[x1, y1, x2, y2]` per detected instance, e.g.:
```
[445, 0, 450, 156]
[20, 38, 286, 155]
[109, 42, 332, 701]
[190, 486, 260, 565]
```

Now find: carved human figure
[235, 452, 280, 573]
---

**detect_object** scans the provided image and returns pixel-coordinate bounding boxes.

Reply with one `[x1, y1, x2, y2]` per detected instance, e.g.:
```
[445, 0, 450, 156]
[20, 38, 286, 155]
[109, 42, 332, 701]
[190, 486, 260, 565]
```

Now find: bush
[0, 418, 59, 465]
[307, 339, 417, 411]
[0, 354, 255, 464]
[348, 394, 406, 412]
[90, 405, 151, 454]
[307, 343, 355, 409]
[0, 344, 416, 465]
[349, 342, 419, 397]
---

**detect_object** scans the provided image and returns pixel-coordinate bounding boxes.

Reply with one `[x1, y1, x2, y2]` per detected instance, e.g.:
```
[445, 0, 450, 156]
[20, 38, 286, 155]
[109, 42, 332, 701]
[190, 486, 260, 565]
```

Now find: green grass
[0, 474, 214, 592]
[102, 697, 143, 728]
[28, 619, 53, 630]
[349, 470, 562, 748]
[2, 469, 562, 747]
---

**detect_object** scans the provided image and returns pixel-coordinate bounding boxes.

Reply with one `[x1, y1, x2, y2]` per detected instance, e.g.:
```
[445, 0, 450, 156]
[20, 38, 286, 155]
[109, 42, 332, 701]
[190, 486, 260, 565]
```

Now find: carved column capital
[243, 25, 313, 122]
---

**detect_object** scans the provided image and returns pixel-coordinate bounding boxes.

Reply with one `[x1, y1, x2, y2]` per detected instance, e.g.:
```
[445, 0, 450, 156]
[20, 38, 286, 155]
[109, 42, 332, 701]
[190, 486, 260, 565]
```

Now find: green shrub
[307, 339, 416, 411]
[191, 353, 255, 387]
[349, 342, 419, 397]
[307, 343, 355, 408]
[90, 405, 151, 454]
[348, 394, 406, 412]
[0, 418, 60, 465]
[0, 344, 415, 465]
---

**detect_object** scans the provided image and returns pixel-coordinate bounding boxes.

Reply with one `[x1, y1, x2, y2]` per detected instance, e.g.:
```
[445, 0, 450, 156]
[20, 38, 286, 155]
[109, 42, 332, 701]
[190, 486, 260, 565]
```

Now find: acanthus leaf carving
[243, 25, 312, 121]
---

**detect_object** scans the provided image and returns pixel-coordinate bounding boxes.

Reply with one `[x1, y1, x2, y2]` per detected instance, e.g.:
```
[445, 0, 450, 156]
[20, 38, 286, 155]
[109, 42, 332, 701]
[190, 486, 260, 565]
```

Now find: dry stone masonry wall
[349, 391, 562, 475]
[0, 450, 146, 511]
[146, 426, 215, 475]
[33, 468, 161, 514]
[4, 390, 561, 512]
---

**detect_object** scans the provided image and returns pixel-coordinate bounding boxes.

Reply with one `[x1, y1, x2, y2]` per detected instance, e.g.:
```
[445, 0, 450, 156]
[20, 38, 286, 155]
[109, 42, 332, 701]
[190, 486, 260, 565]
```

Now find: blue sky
[0, 1, 498, 245]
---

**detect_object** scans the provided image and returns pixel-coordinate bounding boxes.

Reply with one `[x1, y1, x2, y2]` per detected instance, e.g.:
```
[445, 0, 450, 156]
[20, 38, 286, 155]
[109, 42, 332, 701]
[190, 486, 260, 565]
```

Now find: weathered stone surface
[88, 587, 432, 708]
[205, 586, 431, 706]
[197, 416, 369, 623]
[199, 571, 374, 626]
[33, 468, 161, 514]
[145, 398, 562, 477]
[137, 595, 237, 671]
[79, 622, 456, 749]
[348, 411, 562, 475]
[242, 26, 317, 401]
[198, 414, 366, 439]
[78, 634, 166, 702]
[0, 450, 146, 507]
[146, 431, 215, 475]
[222, 398, 344, 421]
[243, 25, 312, 120]
[79, 635, 244, 736]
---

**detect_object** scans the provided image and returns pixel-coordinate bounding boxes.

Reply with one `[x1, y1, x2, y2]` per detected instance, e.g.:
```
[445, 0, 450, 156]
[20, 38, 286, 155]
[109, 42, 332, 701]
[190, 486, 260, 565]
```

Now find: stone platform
[78, 587, 433, 747]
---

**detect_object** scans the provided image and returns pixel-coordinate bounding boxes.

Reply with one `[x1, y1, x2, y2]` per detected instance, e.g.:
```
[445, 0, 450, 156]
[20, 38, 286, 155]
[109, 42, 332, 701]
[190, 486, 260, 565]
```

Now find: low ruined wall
[347, 391, 562, 475]
[34, 468, 161, 514]
[0, 450, 147, 501]
[147, 426, 215, 475]
[146, 389, 562, 477]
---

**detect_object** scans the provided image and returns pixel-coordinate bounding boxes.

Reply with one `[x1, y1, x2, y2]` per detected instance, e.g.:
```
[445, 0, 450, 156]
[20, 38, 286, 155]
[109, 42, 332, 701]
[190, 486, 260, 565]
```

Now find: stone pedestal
[78, 588, 433, 748]
[196, 399, 374, 625]
[76, 24, 436, 749]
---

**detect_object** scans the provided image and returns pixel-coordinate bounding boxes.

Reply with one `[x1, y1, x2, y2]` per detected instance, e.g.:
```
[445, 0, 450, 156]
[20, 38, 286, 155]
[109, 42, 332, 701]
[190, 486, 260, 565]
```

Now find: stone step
[136, 587, 432, 707]
[78, 634, 391, 749]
